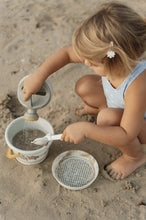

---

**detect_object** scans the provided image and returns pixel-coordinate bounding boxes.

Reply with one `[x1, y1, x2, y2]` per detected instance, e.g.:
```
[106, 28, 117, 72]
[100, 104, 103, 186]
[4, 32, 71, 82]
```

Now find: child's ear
[144, 18, 146, 22]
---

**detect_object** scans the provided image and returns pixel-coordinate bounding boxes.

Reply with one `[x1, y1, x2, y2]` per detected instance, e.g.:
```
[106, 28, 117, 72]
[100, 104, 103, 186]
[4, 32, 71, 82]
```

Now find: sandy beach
[0, 0, 146, 219]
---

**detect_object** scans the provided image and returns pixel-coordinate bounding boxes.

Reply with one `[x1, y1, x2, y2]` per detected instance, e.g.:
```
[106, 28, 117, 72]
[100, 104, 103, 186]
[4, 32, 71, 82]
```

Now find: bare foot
[104, 154, 146, 180]
[75, 103, 99, 116]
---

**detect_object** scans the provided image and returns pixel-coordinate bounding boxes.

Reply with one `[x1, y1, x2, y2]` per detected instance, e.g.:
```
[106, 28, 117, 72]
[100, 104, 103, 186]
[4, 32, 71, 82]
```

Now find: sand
[0, 0, 146, 219]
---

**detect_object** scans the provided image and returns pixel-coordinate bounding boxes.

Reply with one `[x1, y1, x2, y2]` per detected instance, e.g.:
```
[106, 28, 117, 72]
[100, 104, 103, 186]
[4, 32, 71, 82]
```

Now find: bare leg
[75, 75, 107, 115]
[97, 108, 146, 180]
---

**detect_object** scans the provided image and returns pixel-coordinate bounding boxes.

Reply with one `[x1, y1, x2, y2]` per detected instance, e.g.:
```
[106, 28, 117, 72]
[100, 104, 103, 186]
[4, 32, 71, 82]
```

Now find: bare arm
[62, 70, 146, 146]
[32, 46, 82, 81]
[23, 46, 82, 100]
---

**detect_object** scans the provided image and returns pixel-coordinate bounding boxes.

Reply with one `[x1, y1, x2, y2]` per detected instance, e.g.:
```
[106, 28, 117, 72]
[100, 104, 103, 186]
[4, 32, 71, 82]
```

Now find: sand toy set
[5, 76, 99, 190]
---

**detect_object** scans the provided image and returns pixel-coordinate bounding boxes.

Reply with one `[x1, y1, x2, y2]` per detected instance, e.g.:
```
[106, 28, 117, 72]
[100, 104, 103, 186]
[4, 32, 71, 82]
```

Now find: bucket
[5, 117, 54, 165]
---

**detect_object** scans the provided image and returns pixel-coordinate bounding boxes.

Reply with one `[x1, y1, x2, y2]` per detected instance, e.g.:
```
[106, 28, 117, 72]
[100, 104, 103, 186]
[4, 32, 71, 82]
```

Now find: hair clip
[107, 41, 115, 58]
[107, 50, 116, 58]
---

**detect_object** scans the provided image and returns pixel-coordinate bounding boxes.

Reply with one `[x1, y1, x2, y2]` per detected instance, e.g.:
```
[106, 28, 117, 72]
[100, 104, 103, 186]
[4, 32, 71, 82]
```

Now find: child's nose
[84, 59, 90, 66]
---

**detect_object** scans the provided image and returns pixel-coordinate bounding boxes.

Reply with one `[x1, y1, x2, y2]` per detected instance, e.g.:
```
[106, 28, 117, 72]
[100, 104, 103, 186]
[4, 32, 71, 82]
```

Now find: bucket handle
[6, 148, 20, 159]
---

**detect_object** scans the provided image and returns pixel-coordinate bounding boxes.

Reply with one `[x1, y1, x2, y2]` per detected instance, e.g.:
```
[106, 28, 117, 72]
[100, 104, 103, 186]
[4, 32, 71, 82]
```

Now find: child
[23, 2, 146, 180]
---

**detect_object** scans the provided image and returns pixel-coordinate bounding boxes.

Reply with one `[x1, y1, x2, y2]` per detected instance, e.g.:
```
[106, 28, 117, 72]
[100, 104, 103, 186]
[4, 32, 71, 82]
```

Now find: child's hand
[23, 74, 43, 101]
[61, 122, 87, 144]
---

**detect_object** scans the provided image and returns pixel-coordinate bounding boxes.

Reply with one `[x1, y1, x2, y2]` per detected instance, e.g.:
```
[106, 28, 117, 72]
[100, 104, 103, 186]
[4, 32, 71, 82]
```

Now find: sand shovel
[31, 133, 62, 146]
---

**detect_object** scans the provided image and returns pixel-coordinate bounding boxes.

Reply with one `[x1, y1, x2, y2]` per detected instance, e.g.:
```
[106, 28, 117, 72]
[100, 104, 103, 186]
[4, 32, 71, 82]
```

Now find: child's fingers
[23, 92, 31, 101]
[69, 138, 74, 143]
[61, 131, 71, 142]
[22, 87, 25, 93]
[64, 136, 70, 142]
[61, 130, 74, 143]
[61, 132, 66, 141]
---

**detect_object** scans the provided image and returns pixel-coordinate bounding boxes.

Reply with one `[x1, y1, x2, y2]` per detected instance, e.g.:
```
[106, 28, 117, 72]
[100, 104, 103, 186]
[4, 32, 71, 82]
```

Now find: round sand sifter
[52, 150, 99, 190]
[17, 75, 53, 121]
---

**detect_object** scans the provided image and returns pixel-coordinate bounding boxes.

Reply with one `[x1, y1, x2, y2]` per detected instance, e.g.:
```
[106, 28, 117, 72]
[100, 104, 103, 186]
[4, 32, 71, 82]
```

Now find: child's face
[84, 59, 106, 77]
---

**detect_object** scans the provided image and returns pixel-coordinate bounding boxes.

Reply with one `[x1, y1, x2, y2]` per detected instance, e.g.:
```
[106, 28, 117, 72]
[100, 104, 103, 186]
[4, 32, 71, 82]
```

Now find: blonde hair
[72, 2, 146, 77]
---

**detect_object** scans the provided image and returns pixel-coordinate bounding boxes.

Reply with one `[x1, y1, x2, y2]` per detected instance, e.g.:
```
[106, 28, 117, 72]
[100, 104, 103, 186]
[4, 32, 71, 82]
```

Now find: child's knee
[75, 75, 91, 97]
[97, 109, 109, 126]
[97, 108, 123, 126]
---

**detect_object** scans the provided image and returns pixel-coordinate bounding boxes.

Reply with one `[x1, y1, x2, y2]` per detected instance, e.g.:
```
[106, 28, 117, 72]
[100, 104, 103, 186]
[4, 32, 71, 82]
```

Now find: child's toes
[75, 103, 87, 116]
[112, 171, 124, 180]
[103, 164, 125, 181]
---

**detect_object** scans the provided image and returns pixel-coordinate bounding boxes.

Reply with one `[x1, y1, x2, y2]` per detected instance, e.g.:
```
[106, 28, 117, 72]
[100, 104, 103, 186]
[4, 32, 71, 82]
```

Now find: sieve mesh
[55, 156, 94, 188]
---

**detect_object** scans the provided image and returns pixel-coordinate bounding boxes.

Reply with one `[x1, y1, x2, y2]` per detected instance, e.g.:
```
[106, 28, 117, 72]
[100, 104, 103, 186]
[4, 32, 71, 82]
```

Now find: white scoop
[31, 133, 62, 146]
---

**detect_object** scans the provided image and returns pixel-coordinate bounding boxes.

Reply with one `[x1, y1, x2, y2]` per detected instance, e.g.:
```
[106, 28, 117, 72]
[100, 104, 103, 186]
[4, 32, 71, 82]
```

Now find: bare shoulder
[125, 69, 146, 96]
[125, 69, 146, 108]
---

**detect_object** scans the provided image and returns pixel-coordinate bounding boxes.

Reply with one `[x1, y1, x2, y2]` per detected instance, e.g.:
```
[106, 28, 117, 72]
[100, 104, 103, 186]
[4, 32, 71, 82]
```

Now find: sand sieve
[52, 150, 99, 190]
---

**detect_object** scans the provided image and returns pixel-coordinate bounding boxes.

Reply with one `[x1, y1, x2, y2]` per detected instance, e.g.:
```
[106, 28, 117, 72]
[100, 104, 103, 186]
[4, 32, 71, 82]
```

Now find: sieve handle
[6, 148, 20, 159]
[46, 134, 62, 141]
